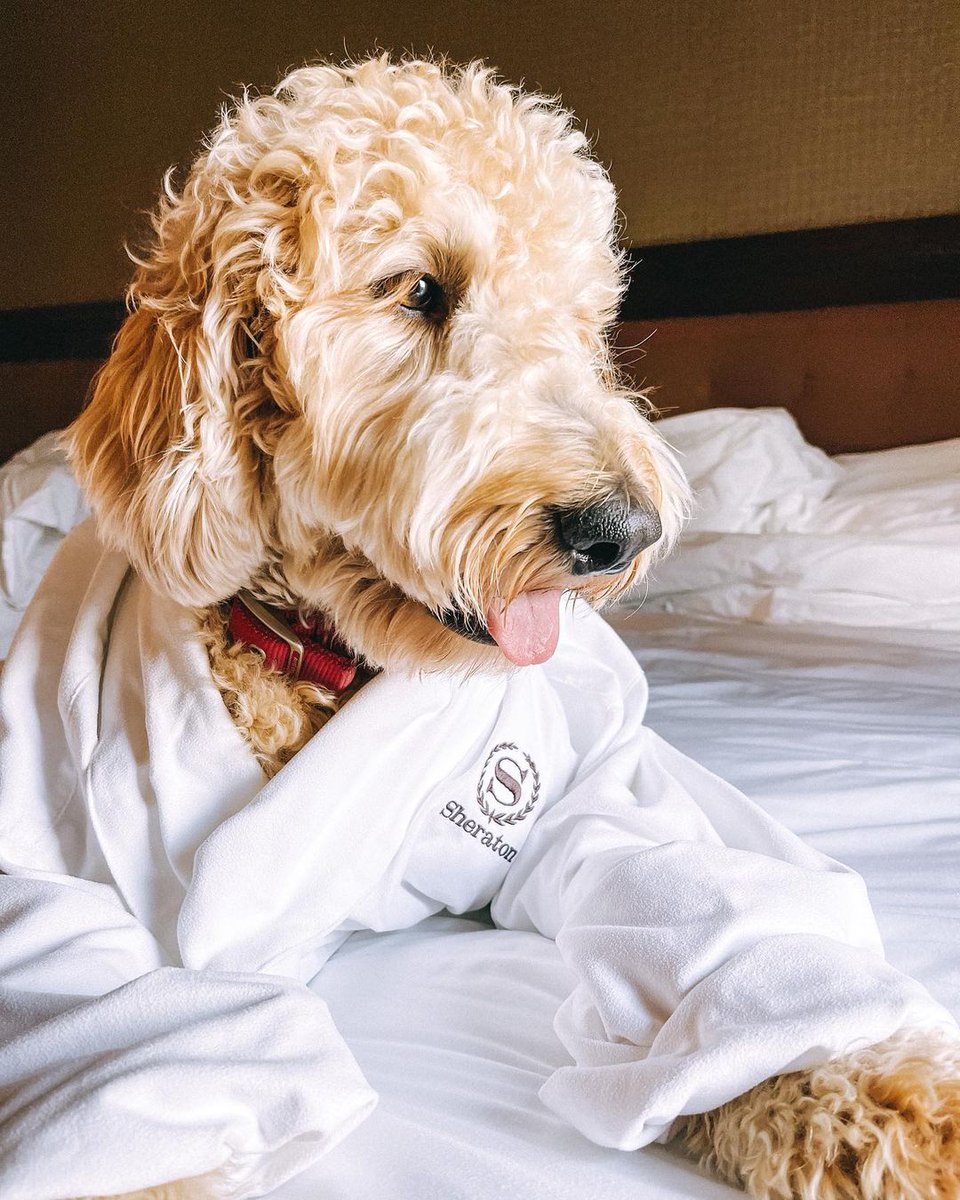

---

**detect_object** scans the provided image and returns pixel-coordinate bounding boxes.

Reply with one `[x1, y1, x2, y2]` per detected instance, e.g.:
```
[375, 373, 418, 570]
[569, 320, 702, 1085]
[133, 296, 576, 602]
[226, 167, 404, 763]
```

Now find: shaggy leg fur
[675, 1029, 960, 1199]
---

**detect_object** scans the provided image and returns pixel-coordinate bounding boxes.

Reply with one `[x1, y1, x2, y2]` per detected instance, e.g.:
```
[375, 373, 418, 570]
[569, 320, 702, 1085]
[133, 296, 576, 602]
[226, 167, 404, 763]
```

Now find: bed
[1, 217, 958, 1198]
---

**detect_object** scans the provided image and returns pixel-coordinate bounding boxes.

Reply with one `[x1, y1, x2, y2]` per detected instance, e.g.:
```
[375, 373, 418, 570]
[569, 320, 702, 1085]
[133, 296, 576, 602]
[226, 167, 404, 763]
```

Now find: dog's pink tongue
[486, 589, 562, 666]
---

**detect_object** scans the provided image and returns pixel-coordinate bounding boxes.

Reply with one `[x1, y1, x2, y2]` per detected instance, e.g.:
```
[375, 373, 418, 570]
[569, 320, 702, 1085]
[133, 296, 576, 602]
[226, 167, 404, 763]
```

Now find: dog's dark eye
[401, 274, 445, 317]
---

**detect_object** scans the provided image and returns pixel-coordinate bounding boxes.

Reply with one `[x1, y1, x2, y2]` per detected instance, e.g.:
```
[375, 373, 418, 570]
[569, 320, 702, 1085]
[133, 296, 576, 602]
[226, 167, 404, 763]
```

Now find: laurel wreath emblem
[476, 742, 541, 826]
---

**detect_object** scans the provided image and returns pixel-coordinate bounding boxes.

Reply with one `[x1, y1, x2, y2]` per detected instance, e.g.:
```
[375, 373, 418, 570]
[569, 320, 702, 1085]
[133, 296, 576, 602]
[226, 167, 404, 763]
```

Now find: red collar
[227, 590, 359, 694]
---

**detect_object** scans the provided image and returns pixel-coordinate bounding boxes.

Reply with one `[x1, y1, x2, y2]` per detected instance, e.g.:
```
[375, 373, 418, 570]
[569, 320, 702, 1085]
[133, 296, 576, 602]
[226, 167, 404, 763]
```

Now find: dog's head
[70, 57, 688, 671]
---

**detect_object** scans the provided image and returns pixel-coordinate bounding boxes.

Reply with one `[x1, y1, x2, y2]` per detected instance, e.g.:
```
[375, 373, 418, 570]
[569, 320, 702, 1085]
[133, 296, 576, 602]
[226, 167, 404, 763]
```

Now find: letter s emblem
[486, 756, 527, 807]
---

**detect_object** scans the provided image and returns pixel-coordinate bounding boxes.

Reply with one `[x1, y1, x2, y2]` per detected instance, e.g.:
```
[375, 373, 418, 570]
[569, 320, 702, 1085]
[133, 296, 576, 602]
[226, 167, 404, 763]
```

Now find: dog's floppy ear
[69, 139, 304, 606]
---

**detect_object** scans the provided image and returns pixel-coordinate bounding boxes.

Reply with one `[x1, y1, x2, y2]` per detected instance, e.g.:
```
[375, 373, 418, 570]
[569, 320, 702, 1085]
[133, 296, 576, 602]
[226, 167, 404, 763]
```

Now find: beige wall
[4, 0, 958, 308]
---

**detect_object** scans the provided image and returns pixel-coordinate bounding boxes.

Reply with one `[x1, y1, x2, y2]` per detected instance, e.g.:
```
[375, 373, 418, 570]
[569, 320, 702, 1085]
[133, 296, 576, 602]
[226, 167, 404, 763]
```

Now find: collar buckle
[236, 589, 304, 678]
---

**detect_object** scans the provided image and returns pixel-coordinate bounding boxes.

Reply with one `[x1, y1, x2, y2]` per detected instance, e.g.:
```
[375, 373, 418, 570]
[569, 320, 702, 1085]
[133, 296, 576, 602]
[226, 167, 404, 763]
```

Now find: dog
[36, 55, 960, 1200]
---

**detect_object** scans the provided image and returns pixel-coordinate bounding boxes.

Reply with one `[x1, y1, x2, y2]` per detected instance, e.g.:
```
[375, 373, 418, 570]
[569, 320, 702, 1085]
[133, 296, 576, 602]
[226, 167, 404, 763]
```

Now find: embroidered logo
[476, 742, 541, 827]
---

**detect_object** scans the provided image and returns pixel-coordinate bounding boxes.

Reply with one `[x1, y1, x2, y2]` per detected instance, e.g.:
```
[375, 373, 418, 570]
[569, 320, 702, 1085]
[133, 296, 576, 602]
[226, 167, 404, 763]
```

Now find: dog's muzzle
[553, 497, 662, 576]
[437, 496, 662, 647]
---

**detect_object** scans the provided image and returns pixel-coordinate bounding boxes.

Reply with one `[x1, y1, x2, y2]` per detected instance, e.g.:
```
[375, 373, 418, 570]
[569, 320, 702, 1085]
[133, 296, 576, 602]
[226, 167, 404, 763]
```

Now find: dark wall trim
[0, 300, 126, 363]
[622, 214, 960, 319]
[2, 215, 959, 361]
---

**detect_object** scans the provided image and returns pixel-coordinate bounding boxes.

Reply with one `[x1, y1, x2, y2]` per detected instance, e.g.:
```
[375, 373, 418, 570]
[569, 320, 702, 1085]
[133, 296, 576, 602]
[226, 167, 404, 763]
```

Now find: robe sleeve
[0, 863, 377, 1200]
[490, 681, 957, 1150]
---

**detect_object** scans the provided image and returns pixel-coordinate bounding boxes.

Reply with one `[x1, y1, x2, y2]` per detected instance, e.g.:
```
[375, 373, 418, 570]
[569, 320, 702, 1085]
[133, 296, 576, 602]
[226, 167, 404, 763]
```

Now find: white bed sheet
[276, 612, 960, 1199]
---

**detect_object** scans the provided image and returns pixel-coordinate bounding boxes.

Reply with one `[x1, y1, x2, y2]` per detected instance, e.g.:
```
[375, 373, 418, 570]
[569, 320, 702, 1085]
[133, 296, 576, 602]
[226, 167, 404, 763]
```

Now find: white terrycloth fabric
[0, 429, 89, 655]
[0, 521, 955, 1198]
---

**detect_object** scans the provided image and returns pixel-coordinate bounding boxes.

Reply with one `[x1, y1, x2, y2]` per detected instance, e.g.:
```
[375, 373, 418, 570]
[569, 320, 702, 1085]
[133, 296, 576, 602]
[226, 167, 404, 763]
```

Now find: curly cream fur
[68, 55, 687, 678]
[63, 53, 957, 1200]
[676, 1028, 960, 1199]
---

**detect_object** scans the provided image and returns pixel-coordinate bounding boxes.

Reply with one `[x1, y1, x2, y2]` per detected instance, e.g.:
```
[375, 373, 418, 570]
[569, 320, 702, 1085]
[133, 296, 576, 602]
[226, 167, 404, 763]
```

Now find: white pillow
[834, 438, 960, 495]
[641, 414, 960, 635]
[657, 407, 843, 533]
[642, 529, 960, 634]
[814, 439, 960, 535]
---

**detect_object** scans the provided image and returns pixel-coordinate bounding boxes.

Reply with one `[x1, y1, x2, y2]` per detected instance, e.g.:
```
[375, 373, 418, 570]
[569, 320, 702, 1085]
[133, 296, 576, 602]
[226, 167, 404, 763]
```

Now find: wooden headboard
[614, 215, 960, 455]
[615, 299, 960, 455]
[1, 216, 959, 464]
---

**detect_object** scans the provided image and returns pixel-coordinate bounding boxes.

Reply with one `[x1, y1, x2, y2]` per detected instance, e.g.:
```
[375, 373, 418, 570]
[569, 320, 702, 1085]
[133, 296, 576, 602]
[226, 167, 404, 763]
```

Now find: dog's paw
[674, 1028, 960, 1199]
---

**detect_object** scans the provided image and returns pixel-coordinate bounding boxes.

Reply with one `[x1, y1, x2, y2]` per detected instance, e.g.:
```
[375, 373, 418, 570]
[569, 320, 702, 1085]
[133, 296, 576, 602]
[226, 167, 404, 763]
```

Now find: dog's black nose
[554, 498, 662, 576]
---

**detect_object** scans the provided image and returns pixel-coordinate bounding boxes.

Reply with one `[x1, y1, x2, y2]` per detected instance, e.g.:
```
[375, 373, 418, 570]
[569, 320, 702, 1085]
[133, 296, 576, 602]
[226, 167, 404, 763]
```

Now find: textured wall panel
[2, 0, 958, 306]
[615, 0, 960, 244]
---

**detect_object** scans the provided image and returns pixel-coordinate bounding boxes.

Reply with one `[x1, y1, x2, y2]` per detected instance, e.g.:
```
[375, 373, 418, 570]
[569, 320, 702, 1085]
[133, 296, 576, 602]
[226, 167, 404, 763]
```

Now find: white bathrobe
[0, 520, 954, 1199]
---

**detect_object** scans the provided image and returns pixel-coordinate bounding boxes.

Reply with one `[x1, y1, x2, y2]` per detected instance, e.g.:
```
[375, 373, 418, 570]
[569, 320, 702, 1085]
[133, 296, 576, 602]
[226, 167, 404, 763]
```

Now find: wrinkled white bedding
[287, 612, 960, 1200]
[643, 411, 960, 635]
